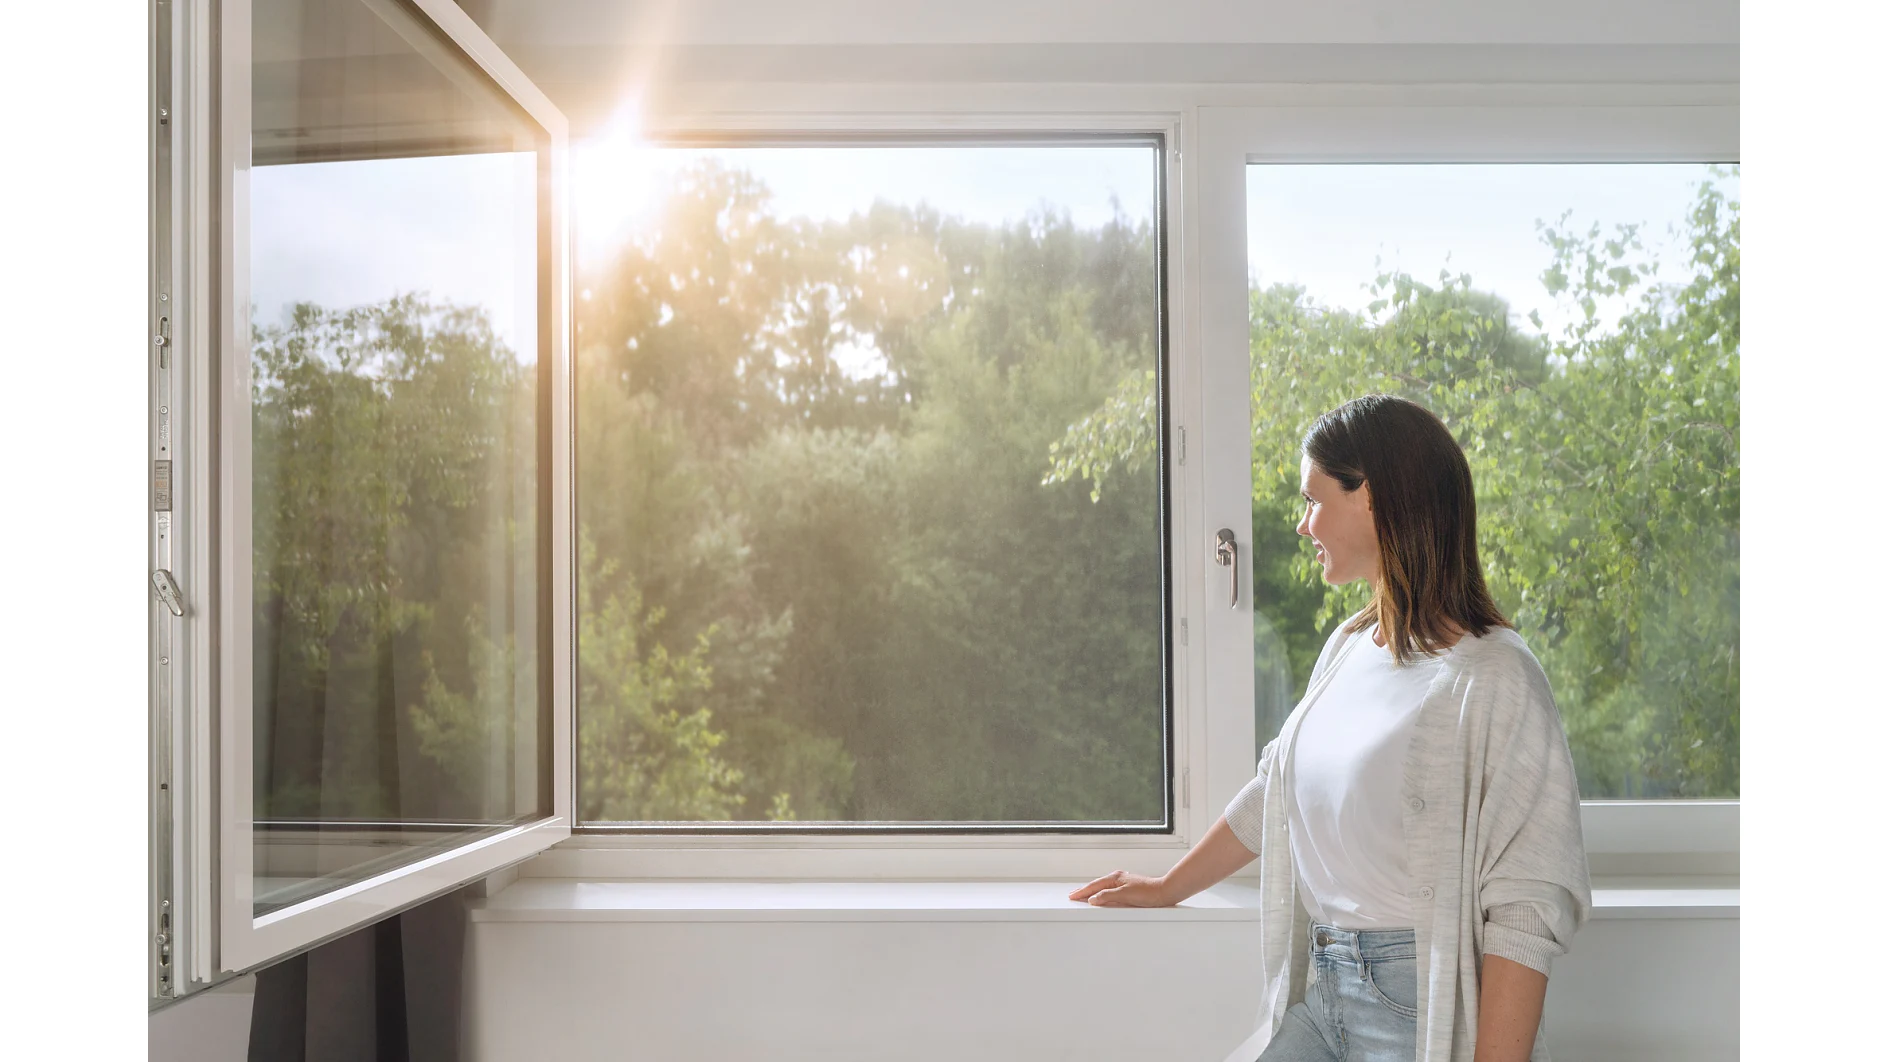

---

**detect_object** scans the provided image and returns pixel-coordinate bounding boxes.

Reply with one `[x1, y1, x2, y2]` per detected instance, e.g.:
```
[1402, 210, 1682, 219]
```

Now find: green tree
[575, 162, 1167, 821]
[575, 533, 747, 821]
[251, 295, 539, 821]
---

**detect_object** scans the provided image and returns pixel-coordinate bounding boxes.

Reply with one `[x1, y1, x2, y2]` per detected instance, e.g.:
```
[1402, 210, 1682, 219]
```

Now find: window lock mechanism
[151, 569, 185, 617]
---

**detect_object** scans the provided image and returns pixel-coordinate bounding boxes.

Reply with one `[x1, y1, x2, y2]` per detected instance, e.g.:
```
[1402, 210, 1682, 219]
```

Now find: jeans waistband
[1310, 922, 1416, 962]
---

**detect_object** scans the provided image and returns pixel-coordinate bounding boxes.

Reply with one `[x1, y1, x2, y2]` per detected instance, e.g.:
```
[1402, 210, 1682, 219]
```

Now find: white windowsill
[465, 877, 1738, 924]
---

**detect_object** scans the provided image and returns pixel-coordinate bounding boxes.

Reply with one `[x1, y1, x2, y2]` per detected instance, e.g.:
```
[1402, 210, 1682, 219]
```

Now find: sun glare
[573, 100, 664, 263]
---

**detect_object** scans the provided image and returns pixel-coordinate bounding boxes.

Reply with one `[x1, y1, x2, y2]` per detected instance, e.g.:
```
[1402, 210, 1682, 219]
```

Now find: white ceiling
[447, 0, 1739, 130]
[459, 0, 1739, 47]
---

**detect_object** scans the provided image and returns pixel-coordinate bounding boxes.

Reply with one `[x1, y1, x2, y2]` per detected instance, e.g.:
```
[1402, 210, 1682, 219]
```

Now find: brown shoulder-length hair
[1302, 394, 1510, 664]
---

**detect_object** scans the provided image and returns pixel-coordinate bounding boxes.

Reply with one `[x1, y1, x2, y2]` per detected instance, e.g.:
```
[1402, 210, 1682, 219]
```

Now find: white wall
[463, 886, 1739, 1062]
[467, 916, 1269, 1061]
[149, 976, 254, 1062]
[464, 915, 1738, 1062]
[1546, 917, 1739, 1061]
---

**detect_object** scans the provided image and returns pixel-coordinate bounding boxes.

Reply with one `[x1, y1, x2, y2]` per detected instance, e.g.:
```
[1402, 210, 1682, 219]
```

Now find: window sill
[465, 876, 1737, 924]
[1579, 875, 1740, 920]
[467, 880, 1260, 923]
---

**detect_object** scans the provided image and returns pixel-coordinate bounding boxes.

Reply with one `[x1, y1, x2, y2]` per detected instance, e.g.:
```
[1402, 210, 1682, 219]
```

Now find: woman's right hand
[1068, 869, 1174, 907]
[1068, 817, 1259, 909]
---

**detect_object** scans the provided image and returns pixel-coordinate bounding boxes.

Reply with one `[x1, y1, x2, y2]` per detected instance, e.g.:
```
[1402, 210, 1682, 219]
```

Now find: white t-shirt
[1287, 623, 1451, 930]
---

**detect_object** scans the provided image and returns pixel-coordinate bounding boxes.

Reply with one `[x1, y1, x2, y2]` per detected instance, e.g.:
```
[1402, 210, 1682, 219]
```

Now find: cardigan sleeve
[1471, 644, 1594, 978]
[1484, 896, 1580, 976]
[1223, 737, 1277, 855]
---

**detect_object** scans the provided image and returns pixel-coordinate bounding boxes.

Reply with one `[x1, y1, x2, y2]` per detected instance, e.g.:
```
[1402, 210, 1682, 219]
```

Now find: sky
[250, 143, 1734, 374]
[1246, 162, 1735, 340]
[250, 152, 541, 364]
[573, 142, 1161, 266]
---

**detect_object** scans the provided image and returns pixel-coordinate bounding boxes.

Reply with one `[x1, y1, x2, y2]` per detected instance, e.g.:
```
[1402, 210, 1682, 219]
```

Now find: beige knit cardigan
[1223, 616, 1592, 1062]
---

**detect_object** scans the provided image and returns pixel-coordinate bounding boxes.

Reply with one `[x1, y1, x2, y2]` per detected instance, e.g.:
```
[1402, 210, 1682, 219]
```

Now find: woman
[1071, 395, 1590, 1062]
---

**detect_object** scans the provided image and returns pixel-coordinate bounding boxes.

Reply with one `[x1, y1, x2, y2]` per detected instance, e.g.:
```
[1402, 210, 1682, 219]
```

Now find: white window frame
[533, 86, 1737, 882]
[544, 109, 1217, 882]
[165, 0, 578, 981]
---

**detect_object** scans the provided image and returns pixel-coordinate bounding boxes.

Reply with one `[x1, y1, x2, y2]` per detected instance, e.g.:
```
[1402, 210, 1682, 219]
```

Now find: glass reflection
[248, 0, 549, 915]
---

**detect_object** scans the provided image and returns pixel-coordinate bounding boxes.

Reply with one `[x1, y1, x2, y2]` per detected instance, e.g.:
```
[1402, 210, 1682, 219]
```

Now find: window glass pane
[249, 0, 549, 914]
[1243, 163, 1740, 799]
[574, 142, 1167, 824]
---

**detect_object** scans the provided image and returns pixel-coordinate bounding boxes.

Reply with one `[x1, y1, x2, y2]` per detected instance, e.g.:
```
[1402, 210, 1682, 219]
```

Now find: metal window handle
[1214, 528, 1238, 609]
[151, 569, 185, 617]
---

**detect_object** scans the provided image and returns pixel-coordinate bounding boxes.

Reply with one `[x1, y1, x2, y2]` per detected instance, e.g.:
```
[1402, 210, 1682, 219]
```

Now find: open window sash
[206, 0, 573, 975]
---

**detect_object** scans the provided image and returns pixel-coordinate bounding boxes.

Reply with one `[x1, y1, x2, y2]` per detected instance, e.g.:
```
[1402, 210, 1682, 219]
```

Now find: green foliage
[406, 613, 519, 818]
[575, 533, 744, 821]
[573, 162, 1165, 821]
[263, 158, 1739, 826]
[858, 284, 1164, 820]
[251, 296, 540, 821]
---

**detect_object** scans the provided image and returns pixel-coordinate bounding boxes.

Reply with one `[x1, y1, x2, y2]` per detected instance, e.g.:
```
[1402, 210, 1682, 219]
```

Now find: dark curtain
[248, 887, 469, 1062]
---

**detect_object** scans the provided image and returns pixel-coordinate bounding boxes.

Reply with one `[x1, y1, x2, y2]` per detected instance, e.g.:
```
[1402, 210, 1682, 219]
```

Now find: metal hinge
[1181, 767, 1190, 809]
[1177, 426, 1186, 465]
[154, 899, 173, 995]
[1179, 617, 1188, 646]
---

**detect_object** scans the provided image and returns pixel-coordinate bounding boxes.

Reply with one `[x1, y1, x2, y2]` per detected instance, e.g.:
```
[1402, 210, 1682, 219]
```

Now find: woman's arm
[1158, 814, 1260, 903]
[1069, 814, 1257, 906]
[1469, 648, 1591, 1058]
[1474, 954, 1547, 1062]
[1074, 734, 1281, 907]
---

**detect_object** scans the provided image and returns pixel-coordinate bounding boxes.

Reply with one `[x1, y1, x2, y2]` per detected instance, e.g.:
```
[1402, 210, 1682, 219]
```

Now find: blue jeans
[1255, 924, 1419, 1062]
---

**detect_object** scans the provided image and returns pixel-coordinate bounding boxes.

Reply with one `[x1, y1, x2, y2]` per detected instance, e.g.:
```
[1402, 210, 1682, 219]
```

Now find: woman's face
[1297, 454, 1379, 587]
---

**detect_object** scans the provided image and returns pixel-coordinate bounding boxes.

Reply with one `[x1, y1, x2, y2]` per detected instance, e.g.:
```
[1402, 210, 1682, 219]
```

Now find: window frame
[163, 0, 579, 983]
[550, 109, 1216, 877]
[539, 90, 1737, 881]
[156, 16, 1739, 930]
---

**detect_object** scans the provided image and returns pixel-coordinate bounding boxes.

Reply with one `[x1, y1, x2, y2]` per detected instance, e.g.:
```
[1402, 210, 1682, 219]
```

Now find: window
[1240, 163, 1739, 800]
[158, 0, 574, 981]
[571, 140, 1172, 827]
[244, 0, 555, 913]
